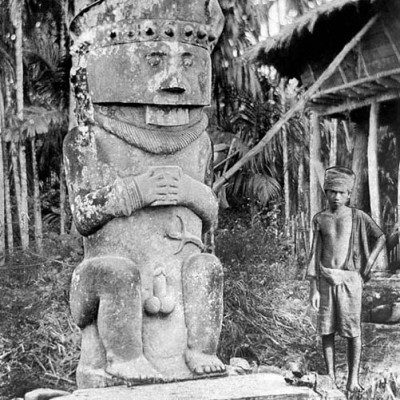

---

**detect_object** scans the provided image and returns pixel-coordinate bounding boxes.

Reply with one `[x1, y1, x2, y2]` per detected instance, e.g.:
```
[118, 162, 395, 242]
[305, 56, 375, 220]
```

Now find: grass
[0, 208, 399, 399]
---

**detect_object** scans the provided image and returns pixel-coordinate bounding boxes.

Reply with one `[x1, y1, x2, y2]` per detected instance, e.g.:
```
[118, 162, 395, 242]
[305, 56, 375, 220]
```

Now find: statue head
[70, 0, 224, 125]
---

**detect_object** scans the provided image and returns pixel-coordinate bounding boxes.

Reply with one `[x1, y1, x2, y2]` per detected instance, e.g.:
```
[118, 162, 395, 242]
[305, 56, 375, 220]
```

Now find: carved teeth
[145, 27, 155, 35]
[184, 25, 193, 36]
[165, 27, 174, 37]
[197, 29, 207, 39]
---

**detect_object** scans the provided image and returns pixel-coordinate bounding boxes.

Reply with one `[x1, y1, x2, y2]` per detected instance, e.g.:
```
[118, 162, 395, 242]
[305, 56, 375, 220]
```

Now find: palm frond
[245, 173, 282, 206]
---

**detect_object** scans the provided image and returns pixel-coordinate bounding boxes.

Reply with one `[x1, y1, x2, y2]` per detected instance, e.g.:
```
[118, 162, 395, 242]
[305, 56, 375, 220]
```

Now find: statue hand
[136, 166, 182, 206]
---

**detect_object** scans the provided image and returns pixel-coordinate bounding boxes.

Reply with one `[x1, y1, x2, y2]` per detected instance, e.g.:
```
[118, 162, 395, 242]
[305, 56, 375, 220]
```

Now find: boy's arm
[362, 234, 386, 281]
[361, 211, 386, 281]
[307, 215, 321, 310]
[306, 215, 321, 280]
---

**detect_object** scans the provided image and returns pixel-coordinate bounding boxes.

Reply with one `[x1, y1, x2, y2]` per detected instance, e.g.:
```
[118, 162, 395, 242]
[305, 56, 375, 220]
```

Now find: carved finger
[167, 188, 179, 195]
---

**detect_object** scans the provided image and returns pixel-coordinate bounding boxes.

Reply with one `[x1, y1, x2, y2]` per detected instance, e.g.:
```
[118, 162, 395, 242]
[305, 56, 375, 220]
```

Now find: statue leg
[182, 253, 226, 375]
[70, 256, 162, 381]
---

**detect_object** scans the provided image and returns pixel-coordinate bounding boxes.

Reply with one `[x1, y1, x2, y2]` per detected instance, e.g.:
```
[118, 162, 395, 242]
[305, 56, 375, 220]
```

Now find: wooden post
[397, 159, 400, 228]
[368, 101, 387, 271]
[368, 101, 381, 226]
[328, 119, 338, 167]
[310, 112, 323, 224]
[351, 120, 369, 209]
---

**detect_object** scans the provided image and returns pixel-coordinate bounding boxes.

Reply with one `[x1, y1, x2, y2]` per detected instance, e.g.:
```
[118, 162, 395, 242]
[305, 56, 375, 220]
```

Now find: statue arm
[176, 137, 218, 232]
[179, 174, 218, 232]
[63, 128, 145, 236]
[70, 177, 145, 236]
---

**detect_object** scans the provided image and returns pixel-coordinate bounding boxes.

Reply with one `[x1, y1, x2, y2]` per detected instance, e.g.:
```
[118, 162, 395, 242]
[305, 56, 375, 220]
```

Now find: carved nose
[160, 77, 186, 94]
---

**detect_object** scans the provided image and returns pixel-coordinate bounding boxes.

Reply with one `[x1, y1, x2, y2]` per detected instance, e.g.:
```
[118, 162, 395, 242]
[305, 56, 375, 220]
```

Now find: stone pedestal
[49, 374, 319, 400]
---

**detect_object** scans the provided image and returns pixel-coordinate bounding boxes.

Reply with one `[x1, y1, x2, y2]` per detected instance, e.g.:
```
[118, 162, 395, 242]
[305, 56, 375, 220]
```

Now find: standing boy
[307, 166, 385, 393]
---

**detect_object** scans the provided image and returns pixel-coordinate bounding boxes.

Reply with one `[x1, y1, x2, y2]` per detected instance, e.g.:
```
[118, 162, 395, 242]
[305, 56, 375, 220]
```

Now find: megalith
[64, 0, 226, 389]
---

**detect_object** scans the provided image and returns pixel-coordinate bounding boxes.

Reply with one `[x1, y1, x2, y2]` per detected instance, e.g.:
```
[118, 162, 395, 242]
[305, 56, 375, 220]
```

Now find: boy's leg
[346, 336, 363, 392]
[336, 271, 363, 392]
[322, 333, 336, 381]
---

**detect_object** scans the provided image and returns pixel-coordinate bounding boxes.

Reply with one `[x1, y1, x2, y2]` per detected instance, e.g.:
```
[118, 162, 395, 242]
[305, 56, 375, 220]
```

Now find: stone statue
[64, 0, 226, 389]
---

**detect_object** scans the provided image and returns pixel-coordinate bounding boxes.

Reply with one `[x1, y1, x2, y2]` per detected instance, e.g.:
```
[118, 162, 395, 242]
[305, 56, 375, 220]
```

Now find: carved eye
[146, 52, 165, 67]
[182, 53, 194, 67]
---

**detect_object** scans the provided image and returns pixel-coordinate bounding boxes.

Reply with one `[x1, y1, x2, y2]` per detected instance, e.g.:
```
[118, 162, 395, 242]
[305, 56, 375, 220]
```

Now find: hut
[249, 0, 400, 271]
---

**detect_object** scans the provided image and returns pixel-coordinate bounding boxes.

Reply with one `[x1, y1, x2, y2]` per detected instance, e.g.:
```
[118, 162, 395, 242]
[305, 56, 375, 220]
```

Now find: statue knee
[70, 259, 99, 328]
[183, 253, 223, 286]
[70, 256, 139, 328]
[94, 256, 140, 297]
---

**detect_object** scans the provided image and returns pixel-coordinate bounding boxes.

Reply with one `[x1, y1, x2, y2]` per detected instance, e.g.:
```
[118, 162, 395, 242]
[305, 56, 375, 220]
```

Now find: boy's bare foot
[327, 374, 338, 389]
[346, 382, 364, 394]
[185, 349, 226, 375]
[106, 356, 163, 382]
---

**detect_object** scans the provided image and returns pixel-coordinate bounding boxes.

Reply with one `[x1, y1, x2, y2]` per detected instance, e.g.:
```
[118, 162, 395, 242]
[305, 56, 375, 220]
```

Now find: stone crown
[87, 18, 220, 52]
[70, 0, 225, 53]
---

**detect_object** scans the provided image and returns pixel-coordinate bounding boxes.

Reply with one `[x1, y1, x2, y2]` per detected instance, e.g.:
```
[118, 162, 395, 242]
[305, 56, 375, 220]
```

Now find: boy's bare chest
[320, 212, 352, 243]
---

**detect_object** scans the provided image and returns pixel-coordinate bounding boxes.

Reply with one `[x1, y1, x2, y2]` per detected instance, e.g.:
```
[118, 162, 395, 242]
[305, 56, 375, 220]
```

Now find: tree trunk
[398, 156, 400, 228]
[310, 112, 324, 222]
[297, 151, 305, 212]
[60, 160, 67, 235]
[19, 143, 29, 249]
[351, 121, 369, 210]
[11, 142, 23, 246]
[0, 89, 5, 265]
[14, 0, 29, 250]
[281, 81, 290, 221]
[3, 74, 14, 253]
[31, 137, 43, 252]
[3, 143, 13, 253]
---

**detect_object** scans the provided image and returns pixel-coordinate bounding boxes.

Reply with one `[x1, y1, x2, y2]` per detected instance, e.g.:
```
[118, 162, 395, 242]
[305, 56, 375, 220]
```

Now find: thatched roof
[248, 0, 384, 79]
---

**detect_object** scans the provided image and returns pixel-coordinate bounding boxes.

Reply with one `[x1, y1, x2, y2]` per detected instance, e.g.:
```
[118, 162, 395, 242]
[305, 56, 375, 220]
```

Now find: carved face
[86, 41, 211, 106]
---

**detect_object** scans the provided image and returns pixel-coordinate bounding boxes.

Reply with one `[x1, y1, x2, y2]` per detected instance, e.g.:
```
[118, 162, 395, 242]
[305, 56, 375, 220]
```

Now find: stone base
[49, 374, 319, 400]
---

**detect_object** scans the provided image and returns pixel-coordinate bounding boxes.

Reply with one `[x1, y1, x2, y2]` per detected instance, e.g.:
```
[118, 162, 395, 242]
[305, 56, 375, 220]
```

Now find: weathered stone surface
[51, 374, 320, 400]
[369, 302, 400, 323]
[65, 0, 226, 389]
[314, 375, 345, 400]
[24, 388, 70, 400]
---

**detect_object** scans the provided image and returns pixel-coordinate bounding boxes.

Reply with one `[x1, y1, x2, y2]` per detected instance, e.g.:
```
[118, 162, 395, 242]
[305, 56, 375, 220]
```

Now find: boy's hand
[309, 282, 320, 311]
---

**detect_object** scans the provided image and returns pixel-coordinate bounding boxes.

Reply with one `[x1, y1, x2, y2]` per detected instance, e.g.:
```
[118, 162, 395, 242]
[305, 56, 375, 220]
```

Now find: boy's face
[326, 189, 350, 210]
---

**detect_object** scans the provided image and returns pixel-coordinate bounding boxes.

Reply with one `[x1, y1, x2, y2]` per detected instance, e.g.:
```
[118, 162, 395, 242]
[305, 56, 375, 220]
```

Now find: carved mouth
[161, 87, 186, 94]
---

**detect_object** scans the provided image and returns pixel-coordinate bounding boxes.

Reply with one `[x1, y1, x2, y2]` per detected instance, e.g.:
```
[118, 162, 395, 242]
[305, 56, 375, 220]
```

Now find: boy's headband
[324, 166, 355, 192]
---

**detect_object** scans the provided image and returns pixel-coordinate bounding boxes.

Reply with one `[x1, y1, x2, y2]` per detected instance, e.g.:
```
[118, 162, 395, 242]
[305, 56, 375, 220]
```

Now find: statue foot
[185, 349, 226, 375]
[106, 356, 163, 383]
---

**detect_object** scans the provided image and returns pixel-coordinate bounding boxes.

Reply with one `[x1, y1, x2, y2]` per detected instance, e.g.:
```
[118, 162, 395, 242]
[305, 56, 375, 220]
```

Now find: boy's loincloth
[318, 264, 363, 338]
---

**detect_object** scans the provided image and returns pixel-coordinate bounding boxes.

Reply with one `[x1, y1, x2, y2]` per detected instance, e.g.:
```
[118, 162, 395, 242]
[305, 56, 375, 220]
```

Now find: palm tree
[9, 0, 30, 250]
[0, 0, 70, 253]
[210, 0, 318, 221]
